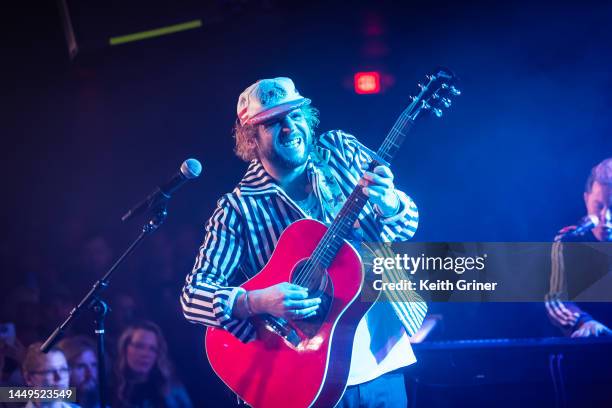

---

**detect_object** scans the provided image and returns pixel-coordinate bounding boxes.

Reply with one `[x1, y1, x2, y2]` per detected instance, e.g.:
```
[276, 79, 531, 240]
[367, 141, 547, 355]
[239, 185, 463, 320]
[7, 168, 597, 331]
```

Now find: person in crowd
[21, 342, 78, 408]
[114, 321, 192, 408]
[57, 336, 99, 408]
[0, 321, 25, 386]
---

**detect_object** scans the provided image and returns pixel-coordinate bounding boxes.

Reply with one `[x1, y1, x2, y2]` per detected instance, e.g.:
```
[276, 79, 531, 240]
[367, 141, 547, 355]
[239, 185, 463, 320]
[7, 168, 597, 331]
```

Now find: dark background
[3, 0, 611, 406]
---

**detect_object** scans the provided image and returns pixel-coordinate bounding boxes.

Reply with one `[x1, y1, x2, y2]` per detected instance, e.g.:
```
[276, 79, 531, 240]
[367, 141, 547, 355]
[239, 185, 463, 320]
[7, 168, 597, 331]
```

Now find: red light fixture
[354, 71, 381, 94]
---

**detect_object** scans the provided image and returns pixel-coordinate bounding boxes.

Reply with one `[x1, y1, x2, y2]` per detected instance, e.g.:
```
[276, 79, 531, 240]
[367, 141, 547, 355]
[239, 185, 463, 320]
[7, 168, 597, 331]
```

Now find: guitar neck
[309, 69, 457, 268]
[377, 103, 418, 164]
[310, 112, 417, 269]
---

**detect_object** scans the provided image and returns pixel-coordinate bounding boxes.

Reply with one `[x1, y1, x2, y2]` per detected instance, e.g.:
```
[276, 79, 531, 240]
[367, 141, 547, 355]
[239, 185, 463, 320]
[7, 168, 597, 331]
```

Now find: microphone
[567, 214, 599, 237]
[121, 158, 202, 222]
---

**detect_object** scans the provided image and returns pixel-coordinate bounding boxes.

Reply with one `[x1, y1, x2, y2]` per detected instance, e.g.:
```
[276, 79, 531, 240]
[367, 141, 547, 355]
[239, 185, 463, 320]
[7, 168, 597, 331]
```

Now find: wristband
[244, 291, 255, 317]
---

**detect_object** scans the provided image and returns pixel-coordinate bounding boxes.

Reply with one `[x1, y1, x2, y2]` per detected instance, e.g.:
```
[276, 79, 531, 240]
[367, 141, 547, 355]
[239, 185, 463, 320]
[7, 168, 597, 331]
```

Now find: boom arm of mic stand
[121, 188, 170, 222]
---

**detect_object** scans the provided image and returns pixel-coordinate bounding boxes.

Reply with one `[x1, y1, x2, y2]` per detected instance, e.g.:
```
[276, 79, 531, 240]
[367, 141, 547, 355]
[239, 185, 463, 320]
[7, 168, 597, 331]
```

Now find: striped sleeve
[378, 244, 428, 336]
[180, 194, 256, 342]
[544, 236, 592, 335]
[321, 131, 427, 334]
[376, 190, 419, 242]
[319, 130, 419, 242]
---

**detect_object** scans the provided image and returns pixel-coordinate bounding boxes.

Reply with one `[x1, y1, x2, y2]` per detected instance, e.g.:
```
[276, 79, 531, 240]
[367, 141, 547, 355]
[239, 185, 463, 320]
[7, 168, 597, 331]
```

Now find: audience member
[0, 322, 25, 386]
[114, 321, 192, 408]
[21, 342, 78, 408]
[57, 336, 100, 408]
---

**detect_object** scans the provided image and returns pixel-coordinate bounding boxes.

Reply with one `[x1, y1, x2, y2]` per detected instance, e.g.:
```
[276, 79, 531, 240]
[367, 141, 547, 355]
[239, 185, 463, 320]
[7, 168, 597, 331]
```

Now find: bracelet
[243, 291, 255, 317]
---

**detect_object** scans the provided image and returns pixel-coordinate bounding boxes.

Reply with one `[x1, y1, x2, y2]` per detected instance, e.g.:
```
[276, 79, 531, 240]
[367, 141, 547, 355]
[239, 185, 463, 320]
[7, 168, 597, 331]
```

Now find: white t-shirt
[347, 301, 416, 385]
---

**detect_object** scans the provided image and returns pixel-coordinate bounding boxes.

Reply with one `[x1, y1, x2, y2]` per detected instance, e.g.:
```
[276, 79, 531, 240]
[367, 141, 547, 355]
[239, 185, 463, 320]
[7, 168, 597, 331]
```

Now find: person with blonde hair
[21, 342, 78, 408]
[114, 321, 192, 408]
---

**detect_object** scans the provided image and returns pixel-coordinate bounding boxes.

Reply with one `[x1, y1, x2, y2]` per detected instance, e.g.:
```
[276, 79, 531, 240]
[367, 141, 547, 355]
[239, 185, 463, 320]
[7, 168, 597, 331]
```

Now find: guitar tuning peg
[421, 100, 431, 109]
[442, 97, 451, 108]
[426, 74, 435, 82]
[450, 86, 461, 96]
[441, 83, 449, 89]
[431, 92, 440, 99]
[432, 108, 443, 117]
[417, 83, 424, 90]
[409, 95, 417, 101]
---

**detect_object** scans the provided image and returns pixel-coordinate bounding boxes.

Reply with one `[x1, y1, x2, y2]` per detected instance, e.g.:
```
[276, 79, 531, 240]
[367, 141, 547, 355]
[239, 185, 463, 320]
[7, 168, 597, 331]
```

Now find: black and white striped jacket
[181, 130, 426, 341]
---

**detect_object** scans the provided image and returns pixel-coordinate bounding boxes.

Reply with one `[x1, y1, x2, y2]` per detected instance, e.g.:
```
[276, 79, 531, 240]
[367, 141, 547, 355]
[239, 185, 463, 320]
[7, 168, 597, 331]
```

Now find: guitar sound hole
[290, 259, 333, 338]
[291, 259, 326, 293]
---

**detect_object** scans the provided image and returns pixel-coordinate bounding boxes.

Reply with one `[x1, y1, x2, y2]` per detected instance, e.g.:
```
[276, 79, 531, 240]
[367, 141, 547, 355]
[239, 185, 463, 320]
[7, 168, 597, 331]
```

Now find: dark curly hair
[233, 104, 320, 162]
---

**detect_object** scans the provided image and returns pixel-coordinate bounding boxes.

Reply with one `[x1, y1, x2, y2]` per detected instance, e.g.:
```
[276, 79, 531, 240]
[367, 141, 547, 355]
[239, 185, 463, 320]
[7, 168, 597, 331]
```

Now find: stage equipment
[41, 158, 201, 408]
[121, 158, 202, 222]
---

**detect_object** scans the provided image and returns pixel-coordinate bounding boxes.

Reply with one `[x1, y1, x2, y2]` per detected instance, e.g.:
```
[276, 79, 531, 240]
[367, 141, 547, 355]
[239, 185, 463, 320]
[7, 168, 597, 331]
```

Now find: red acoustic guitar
[205, 68, 459, 408]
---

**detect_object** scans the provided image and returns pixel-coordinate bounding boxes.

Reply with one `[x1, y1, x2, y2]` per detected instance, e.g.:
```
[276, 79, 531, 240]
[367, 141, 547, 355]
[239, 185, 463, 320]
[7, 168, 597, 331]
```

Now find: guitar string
[376, 101, 416, 159]
[294, 110, 411, 287]
[293, 100, 422, 288]
[375, 81, 447, 163]
[293, 99, 426, 288]
[292, 81, 448, 287]
[293, 108, 414, 288]
[292, 82, 449, 312]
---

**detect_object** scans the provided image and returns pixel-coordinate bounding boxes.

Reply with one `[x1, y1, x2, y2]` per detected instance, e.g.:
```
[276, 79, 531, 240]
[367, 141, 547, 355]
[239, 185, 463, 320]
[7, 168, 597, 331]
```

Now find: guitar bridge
[262, 315, 301, 347]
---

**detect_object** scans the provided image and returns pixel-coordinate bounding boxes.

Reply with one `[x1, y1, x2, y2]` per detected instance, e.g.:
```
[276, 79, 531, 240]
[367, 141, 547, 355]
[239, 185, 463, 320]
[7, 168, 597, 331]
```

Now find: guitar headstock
[377, 67, 460, 163]
[407, 67, 460, 121]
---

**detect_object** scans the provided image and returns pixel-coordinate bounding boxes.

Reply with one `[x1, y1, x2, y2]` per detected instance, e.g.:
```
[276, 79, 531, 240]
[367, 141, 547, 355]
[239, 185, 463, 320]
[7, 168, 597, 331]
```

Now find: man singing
[181, 77, 426, 407]
[546, 158, 612, 337]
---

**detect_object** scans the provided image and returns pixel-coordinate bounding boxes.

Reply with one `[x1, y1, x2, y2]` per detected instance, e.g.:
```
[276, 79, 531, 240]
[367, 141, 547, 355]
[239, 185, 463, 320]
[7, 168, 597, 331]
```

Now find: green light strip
[109, 20, 202, 46]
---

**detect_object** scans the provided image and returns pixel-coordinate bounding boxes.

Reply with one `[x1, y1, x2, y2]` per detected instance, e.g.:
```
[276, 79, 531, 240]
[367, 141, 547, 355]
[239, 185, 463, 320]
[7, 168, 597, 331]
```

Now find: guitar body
[205, 219, 376, 408]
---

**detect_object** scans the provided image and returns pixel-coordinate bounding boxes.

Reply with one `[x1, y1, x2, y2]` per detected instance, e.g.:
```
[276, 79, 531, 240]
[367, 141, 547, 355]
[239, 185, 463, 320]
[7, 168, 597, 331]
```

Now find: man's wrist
[572, 313, 593, 331]
[227, 287, 246, 318]
[244, 291, 255, 316]
[229, 288, 258, 319]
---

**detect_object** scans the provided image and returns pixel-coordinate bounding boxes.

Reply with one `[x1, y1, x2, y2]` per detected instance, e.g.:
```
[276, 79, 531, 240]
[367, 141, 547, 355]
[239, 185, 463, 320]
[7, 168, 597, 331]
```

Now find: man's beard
[260, 134, 312, 170]
[271, 144, 311, 169]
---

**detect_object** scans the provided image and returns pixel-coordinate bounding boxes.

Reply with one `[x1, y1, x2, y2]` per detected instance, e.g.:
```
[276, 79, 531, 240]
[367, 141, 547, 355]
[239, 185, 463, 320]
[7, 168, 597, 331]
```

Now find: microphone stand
[40, 203, 169, 408]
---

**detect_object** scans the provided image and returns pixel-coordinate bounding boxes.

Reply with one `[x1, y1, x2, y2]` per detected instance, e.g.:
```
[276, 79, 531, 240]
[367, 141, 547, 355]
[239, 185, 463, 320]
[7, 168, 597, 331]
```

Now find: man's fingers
[366, 185, 388, 194]
[301, 311, 318, 319]
[284, 298, 321, 308]
[285, 283, 308, 292]
[362, 171, 394, 188]
[362, 185, 389, 198]
[373, 165, 393, 178]
[285, 290, 309, 300]
[283, 283, 309, 299]
[289, 305, 320, 319]
[571, 329, 588, 338]
[294, 310, 318, 320]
